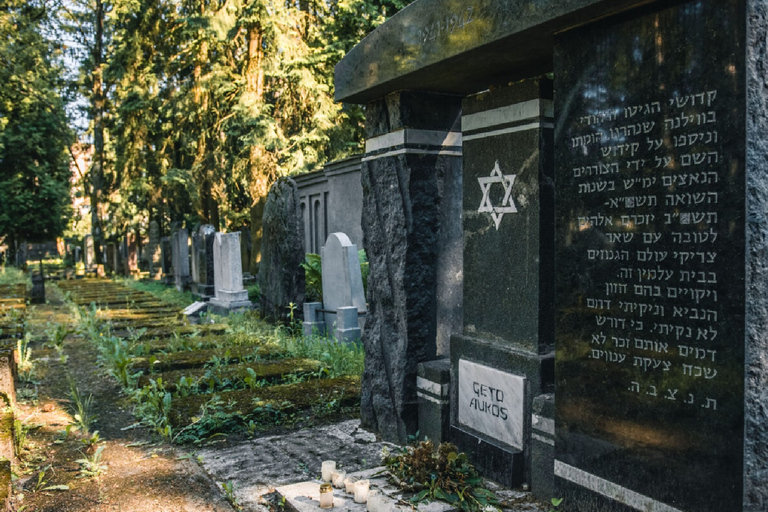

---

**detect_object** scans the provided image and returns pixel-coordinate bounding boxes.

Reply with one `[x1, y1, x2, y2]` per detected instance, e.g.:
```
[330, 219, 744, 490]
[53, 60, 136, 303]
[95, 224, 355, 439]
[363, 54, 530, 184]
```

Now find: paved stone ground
[196, 420, 549, 512]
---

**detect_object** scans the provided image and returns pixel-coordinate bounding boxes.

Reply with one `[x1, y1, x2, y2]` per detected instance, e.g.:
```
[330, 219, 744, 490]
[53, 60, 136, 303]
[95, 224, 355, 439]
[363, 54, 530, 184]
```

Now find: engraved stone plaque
[458, 359, 525, 449]
[554, 2, 745, 511]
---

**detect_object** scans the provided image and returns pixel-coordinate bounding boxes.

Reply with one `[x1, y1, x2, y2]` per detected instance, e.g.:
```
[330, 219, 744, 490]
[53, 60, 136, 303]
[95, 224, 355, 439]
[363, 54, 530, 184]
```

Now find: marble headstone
[209, 232, 252, 312]
[320, 232, 367, 340]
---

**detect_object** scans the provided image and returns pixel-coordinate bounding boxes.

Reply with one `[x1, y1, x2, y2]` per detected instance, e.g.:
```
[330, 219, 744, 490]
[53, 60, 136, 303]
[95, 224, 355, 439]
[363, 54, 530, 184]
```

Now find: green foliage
[0, 268, 27, 286]
[68, 377, 98, 436]
[0, 1, 73, 252]
[384, 441, 500, 512]
[75, 445, 107, 478]
[301, 253, 323, 302]
[17, 334, 35, 383]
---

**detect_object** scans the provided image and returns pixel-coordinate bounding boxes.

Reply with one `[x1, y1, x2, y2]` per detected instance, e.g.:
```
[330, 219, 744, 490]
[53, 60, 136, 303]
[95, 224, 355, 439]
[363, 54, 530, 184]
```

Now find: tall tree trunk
[90, 0, 105, 264]
[247, 21, 269, 202]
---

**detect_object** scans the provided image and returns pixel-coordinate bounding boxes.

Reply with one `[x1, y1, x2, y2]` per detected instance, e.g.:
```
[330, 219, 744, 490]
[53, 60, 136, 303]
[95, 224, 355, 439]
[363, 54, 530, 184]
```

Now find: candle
[319, 483, 334, 509]
[353, 479, 370, 503]
[331, 470, 346, 489]
[344, 476, 358, 494]
[366, 490, 380, 512]
[321, 461, 336, 483]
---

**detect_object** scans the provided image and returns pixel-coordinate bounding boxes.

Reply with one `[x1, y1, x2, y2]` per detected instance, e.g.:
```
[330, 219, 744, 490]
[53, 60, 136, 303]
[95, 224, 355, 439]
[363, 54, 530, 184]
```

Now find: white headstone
[321, 233, 367, 334]
[209, 232, 252, 311]
[457, 359, 525, 450]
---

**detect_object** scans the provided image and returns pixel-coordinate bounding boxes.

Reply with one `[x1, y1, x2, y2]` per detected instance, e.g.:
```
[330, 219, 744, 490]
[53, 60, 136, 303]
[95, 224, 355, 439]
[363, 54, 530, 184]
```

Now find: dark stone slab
[360, 91, 462, 444]
[553, 1, 765, 511]
[258, 178, 305, 323]
[335, 0, 666, 103]
[416, 358, 451, 444]
[450, 425, 524, 486]
[531, 394, 555, 502]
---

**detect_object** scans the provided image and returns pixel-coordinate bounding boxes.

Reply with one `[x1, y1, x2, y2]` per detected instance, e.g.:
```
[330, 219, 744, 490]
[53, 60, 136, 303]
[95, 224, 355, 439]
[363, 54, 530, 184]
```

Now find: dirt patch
[11, 288, 237, 512]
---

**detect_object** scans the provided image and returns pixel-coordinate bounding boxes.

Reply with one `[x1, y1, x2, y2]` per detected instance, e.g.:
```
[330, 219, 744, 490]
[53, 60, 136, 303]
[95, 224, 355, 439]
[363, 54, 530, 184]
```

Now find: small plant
[384, 440, 500, 512]
[68, 377, 98, 435]
[133, 378, 173, 438]
[549, 497, 564, 511]
[301, 253, 323, 302]
[45, 323, 71, 363]
[13, 419, 28, 454]
[76, 444, 107, 478]
[221, 480, 242, 511]
[17, 334, 34, 382]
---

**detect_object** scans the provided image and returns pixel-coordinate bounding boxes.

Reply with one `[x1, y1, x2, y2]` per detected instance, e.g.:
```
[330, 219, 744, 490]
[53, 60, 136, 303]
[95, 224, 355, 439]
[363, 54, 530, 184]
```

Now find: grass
[119, 278, 198, 309]
[0, 266, 27, 286]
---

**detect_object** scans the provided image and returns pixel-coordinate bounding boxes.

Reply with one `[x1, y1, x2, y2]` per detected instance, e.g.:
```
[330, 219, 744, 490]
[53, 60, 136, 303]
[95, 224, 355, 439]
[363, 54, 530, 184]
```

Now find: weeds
[68, 377, 98, 435]
[221, 481, 242, 511]
[45, 323, 71, 363]
[75, 444, 107, 478]
[17, 334, 35, 382]
[133, 378, 173, 438]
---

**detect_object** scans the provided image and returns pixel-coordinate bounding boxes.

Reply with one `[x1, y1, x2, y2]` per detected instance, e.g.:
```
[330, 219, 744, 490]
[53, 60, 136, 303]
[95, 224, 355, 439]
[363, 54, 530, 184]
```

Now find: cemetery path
[10, 287, 237, 512]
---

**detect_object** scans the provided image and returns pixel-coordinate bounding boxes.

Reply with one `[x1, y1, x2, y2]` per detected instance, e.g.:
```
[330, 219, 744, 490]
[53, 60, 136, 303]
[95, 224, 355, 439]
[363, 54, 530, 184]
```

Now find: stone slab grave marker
[209, 232, 252, 313]
[84, 235, 95, 272]
[160, 237, 172, 283]
[314, 232, 367, 342]
[190, 225, 216, 299]
[172, 228, 190, 292]
[554, 1, 767, 511]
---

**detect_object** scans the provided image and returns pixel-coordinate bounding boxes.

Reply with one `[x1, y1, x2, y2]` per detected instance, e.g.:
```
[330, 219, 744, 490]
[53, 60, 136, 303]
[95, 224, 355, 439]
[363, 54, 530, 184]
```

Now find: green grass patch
[119, 278, 198, 309]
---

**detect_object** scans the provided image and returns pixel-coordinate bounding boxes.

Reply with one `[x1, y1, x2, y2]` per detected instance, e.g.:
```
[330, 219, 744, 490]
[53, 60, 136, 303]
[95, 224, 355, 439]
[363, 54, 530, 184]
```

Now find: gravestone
[240, 227, 252, 278]
[124, 232, 139, 276]
[190, 225, 216, 299]
[172, 229, 190, 292]
[84, 235, 95, 272]
[209, 232, 252, 313]
[320, 232, 367, 341]
[161, 237, 172, 283]
[450, 78, 555, 487]
[554, 2, 767, 511]
[259, 178, 305, 323]
[105, 243, 117, 274]
[147, 220, 162, 279]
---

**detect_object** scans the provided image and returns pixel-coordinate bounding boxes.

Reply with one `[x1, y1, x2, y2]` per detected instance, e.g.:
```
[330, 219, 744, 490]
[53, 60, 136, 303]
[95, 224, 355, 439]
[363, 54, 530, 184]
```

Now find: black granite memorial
[555, 2, 747, 511]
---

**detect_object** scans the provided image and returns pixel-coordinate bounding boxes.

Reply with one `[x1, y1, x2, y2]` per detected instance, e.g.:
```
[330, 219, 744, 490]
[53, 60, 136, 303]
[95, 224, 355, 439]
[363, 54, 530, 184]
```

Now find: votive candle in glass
[366, 490, 380, 512]
[353, 479, 370, 503]
[319, 483, 334, 509]
[344, 476, 358, 494]
[331, 470, 346, 489]
[321, 461, 337, 483]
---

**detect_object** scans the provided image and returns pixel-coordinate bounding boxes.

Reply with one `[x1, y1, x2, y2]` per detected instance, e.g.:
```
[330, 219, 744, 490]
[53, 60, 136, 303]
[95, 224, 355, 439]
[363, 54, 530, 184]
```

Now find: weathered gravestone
[160, 237, 172, 283]
[84, 235, 95, 272]
[240, 227, 252, 278]
[123, 232, 139, 276]
[147, 220, 162, 279]
[190, 225, 216, 299]
[303, 233, 367, 342]
[208, 232, 252, 313]
[258, 177, 305, 323]
[172, 229, 190, 292]
[105, 243, 117, 274]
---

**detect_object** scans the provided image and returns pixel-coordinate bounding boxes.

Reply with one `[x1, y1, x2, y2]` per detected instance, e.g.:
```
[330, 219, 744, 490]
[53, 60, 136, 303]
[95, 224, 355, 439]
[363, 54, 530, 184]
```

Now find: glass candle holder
[344, 476, 358, 494]
[331, 470, 346, 489]
[321, 461, 336, 483]
[320, 483, 334, 509]
[353, 479, 370, 503]
[366, 490, 380, 512]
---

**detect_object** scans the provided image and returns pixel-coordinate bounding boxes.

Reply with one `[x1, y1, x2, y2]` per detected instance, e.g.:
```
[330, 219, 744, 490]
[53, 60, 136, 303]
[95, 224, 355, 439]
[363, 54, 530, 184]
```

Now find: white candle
[321, 461, 336, 483]
[319, 483, 334, 509]
[344, 476, 358, 494]
[366, 490, 380, 512]
[331, 470, 346, 489]
[353, 479, 370, 503]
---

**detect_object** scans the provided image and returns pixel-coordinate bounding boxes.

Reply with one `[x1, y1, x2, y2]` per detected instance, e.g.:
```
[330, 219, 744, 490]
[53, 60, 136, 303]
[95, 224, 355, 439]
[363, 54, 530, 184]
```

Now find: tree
[0, 0, 73, 262]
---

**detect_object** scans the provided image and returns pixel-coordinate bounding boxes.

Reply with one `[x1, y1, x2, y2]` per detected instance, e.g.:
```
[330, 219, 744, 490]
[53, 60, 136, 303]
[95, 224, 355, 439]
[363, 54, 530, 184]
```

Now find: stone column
[147, 220, 162, 279]
[449, 79, 554, 488]
[190, 225, 216, 299]
[360, 91, 462, 443]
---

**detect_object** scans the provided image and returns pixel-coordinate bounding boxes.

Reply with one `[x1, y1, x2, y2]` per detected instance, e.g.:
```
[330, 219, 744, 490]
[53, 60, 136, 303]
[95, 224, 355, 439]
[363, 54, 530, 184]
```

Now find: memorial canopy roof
[334, 0, 659, 104]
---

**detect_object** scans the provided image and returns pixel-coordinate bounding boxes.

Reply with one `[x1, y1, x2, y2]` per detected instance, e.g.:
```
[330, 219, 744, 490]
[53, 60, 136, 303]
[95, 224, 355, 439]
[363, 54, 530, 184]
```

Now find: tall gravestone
[320, 232, 367, 341]
[258, 178, 305, 322]
[84, 235, 95, 272]
[105, 243, 116, 274]
[240, 227, 252, 278]
[450, 78, 555, 487]
[172, 229, 190, 292]
[124, 232, 139, 276]
[209, 232, 252, 313]
[161, 237, 172, 283]
[147, 220, 162, 279]
[554, 2, 767, 511]
[190, 225, 216, 299]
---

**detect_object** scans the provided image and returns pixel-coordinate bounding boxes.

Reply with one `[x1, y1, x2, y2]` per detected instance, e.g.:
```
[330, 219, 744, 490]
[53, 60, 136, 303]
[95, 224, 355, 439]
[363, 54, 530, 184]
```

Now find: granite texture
[554, 2, 748, 511]
[359, 91, 462, 444]
[745, 1, 768, 509]
[321, 233, 367, 333]
[461, 78, 554, 354]
[258, 177, 306, 323]
[416, 358, 451, 444]
[531, 394, 555, 502]
[334, 0, 663, 103]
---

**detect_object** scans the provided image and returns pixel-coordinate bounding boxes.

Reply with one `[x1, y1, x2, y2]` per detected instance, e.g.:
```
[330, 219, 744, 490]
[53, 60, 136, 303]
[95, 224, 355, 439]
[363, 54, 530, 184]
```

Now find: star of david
[477, 160, 518, 230]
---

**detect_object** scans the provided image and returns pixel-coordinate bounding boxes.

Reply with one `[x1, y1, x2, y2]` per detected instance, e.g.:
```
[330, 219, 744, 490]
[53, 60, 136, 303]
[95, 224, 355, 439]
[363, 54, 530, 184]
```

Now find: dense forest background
[0, 0, 412, 261]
